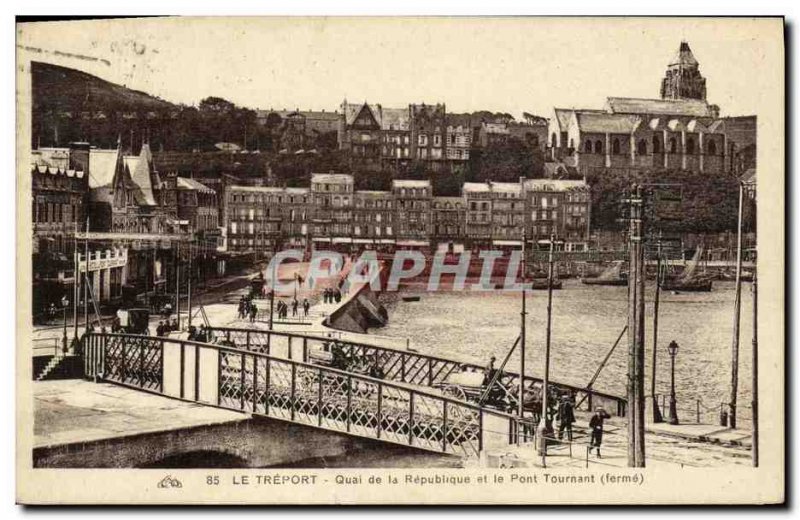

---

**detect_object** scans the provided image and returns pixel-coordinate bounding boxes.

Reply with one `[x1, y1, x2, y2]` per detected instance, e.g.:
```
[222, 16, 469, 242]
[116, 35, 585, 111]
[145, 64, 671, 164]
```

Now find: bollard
[696, 399, 701, 424]
[719, 407, 728, 427]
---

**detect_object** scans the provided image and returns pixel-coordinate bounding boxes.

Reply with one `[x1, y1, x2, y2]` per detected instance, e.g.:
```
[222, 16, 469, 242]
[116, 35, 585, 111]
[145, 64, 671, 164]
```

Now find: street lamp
[668, 340, 680, 425]
[61, 295, 69, 354]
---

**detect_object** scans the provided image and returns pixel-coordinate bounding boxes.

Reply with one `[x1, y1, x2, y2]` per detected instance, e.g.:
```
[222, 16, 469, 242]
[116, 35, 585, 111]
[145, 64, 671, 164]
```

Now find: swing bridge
[81, 326, 627, 459]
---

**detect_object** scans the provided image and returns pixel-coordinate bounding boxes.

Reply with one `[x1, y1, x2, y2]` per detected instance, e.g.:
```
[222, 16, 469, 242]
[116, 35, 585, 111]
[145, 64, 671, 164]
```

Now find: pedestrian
[334, 288, 341, 303]
[187, 326, 197, 341]
[322, 288, 328, 304]
[483, 355, 497, 385]
[197, 324, 207, 342]
[292, 299, 298, 317]
[156, 321, 165, 337]
[249, 302, 258, 323]
[589, 407, 611, 458]
[557, 394, 576, 441]
[238, 299, 245, 319]
[171, 317, 178, 332]
[303, 298, 310, 317]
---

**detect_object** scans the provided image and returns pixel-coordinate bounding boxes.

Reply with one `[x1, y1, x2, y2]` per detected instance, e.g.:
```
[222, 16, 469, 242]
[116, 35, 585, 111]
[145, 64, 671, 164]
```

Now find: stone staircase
[33, 355, 83, 381]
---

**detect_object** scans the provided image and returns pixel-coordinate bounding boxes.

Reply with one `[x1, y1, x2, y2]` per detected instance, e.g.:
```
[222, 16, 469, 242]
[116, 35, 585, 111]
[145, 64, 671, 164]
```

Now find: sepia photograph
[14, 15, 784, 505]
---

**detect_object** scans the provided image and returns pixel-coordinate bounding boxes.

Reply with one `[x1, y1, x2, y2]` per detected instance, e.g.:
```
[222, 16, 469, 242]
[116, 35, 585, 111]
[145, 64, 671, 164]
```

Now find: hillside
[32, 61, 176, 114]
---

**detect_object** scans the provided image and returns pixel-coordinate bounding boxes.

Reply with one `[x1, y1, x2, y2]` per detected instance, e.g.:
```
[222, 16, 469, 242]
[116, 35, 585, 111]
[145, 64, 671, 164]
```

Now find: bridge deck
[83, 333, 531, 458]
[34, 379, 244, 449]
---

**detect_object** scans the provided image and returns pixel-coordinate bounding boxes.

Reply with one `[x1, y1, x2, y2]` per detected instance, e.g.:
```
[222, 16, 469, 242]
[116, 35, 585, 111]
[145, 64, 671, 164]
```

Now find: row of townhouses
[257, 103, 549, 173]
[224, 174, 590, 256]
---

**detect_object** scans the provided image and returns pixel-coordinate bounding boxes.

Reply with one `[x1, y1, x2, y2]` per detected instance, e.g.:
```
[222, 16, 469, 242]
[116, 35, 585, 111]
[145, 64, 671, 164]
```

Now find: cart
[116, 308, 150, 335]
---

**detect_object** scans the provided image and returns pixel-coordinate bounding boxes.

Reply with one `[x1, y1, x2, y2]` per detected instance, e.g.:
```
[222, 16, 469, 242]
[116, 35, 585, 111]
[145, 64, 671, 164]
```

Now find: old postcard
[15, 16, 784, 505]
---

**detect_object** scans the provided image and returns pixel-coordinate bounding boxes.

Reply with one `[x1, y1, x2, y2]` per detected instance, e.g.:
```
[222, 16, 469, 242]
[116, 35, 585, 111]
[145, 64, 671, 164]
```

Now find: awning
[380, 239, 396, 244]
[353, 238, 375, 244]
[396, 240, 429, 247]
[492, 240, 523, 246]
[312, 237, 331, 243]
[332, 237, 353, 244]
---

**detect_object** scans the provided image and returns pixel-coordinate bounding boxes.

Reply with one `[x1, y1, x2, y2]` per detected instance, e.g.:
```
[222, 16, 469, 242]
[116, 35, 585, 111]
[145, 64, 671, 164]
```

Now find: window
[585, 140, 592, 153]
[612, 138, 621, 155]
[551, 133, 557, 147]
[595, 140, 603, 154]
[669, 137, 677, 154]
[637, 139, 647, 155]
[707, 139, 717, 155]
[652, 135, 661, 154]
[686, 137, 695, 155]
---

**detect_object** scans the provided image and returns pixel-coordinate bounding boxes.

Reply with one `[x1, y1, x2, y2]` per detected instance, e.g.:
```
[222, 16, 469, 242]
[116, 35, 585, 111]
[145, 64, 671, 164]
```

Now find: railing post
[317, 367, 323, 427]
[288, 337, 293, 360]
[194, 344, 200, 402]
[401, 354, 406, 383]
[252, 354, 259, 412]
[265, 358, 271, 415]
[376, 382, 382, 438]
[290, 363, 297, 421]
[697, 399, 701, 424]
[121, 338, 127, 383]
[442, 401, 448, 453]
[408, 390, 415, 446]
[346, 375, 353, 433]
[478, 410, 484, 454]
[139, 339, 145, 386]
[216, 349, 222, 406]
[180, 342, 185, 399]
[240, 352, 246, 410]
[303, 338, 308, 363]
[159, 339, 165, 392]
[246, 330, 250, 351]
[428, 358, 434, 386]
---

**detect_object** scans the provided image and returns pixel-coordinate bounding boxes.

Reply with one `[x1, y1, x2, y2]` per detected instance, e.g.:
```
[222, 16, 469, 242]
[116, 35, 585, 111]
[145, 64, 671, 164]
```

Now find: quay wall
[33, 415, 454, 469]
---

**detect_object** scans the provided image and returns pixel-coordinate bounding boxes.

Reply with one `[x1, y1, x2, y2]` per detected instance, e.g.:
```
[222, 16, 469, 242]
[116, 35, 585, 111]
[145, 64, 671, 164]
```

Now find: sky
[16, 17, 781, 119]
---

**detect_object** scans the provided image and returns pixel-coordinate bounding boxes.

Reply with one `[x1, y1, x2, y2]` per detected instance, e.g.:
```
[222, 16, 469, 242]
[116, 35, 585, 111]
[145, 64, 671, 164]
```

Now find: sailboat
[581, 261, 628, 286]
[662, 244, 714, 292]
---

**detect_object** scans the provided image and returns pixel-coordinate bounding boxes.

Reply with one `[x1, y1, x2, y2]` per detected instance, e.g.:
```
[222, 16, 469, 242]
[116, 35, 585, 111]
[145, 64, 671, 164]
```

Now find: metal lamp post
[668, 340, 679, 425]
[61, 296, 69, 354]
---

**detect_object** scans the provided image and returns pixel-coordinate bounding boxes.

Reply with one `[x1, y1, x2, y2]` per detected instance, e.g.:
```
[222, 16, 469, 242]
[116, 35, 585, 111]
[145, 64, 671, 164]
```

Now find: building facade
[223, 173, 592, 257]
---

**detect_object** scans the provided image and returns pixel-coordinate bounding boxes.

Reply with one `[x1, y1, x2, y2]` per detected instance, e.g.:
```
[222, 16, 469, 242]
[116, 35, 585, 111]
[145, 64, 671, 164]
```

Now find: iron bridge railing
[82, 332, 528, 458]
[203, 326, 627, 417]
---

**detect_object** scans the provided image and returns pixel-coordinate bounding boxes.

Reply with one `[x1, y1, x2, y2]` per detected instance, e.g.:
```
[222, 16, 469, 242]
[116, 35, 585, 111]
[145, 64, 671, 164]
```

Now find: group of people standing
[274, 298, 310, 319]
[322, 287, 342, 304]
[155, 318, 179, 337]
[237, 296, 258, 323]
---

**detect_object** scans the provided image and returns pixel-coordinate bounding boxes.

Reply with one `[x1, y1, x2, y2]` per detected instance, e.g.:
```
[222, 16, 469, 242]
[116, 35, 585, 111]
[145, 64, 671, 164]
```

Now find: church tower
[660, 41, 707, 101]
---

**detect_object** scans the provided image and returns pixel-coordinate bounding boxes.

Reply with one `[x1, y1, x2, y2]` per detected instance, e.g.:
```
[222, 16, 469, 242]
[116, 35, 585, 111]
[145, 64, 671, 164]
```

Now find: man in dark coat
[589, 407, 611, 457]
[557, 395, 576, 441]
[303, 298, 310, 317]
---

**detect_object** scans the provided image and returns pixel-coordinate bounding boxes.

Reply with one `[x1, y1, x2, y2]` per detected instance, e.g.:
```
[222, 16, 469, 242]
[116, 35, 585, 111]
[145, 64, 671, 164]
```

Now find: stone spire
[660, 41, 707, 101]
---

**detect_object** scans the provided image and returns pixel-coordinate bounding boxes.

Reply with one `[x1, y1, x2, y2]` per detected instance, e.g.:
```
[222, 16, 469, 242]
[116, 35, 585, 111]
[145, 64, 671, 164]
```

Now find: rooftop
[605, 97, 713, 118]
[575, 112, 642, 134]
[392, 179, 431, 188]
[311, 173, 354, 184]
[177, 177, 215, 194]
[523, 179, 588, 191]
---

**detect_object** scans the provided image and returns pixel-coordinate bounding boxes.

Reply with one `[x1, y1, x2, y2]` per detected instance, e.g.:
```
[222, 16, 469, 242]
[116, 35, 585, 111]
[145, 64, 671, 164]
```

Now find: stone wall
[34, 415, 455, 468]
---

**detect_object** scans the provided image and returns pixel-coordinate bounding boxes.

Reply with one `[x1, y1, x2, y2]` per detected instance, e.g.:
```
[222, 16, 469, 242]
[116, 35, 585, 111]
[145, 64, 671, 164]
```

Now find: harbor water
[373, 279, 755, 424]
